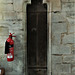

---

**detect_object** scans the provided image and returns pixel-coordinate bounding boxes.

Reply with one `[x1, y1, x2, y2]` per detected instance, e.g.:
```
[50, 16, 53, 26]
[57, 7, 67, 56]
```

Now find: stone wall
[51, 0, 75, 75]
[0, 0, 74, 75]
[0, 0, 25, 75]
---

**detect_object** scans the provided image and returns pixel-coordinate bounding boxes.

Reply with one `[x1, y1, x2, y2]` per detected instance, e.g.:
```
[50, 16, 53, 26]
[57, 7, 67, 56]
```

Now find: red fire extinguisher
[5, 33, 16, 62]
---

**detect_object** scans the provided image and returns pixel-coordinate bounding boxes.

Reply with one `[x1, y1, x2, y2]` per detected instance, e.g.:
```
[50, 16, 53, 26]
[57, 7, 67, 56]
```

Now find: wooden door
[27, 0, 47, 75]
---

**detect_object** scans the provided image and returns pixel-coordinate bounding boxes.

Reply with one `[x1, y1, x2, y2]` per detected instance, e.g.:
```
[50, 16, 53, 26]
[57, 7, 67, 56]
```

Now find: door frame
[23, 0, 51, 75]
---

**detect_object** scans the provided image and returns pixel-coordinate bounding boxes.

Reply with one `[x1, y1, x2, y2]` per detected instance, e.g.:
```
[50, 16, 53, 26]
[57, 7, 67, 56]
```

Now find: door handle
[31, 28, 37, 31]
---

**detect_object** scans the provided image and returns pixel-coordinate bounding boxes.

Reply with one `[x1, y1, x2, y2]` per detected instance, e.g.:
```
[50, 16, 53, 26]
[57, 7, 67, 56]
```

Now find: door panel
[38, 13, 47, 67]
[28, 69, 47, 75]
[27, 13, 37, 66]
[27, 1, 47, 75]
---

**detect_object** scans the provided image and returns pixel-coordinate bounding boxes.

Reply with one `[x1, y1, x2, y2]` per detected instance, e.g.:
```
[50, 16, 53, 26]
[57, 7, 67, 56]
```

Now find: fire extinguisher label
[0, 69, 1, 74]
[7, 55, 13, 58]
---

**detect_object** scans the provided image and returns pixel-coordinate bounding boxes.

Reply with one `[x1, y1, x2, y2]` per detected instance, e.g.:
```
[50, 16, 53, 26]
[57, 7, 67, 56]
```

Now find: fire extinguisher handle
[9, 33, 16, 37]
[12, 33, 15, 34]
[12, 36, 16, 37]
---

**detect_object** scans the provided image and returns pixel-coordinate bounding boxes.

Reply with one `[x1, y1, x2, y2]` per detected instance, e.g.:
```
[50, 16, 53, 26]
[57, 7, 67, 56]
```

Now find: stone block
[4, 59, 24, 75]
[52, 12, 66, 22]
[3, 11, 17, 20]
[62, 33, 75, 44]
[0, 54, 6, 60]
[0, 0, 13, 3]
[13, 0, 23, 11]
[51, 0, 61, 11]
[0, 36, 8, 55]
[0, 13, 2, 20]
[68, 24, 74, 33]
[0, 26, 9, 36]
[52, 72, 72, 75]
[66, 11, 75, 19]
[0, 4, 4, 11]
[52, 23, 67, 33]
[0, 47, 5, 55]
[9, 29, 24, 35]
[63, 55, 75, 64]
[72, 45, 75, 50]
[52, 33, 61, 45]
[72, 50, 75, 54]
[62, 0, 75, 2]
[8, 23, 23, 30]
[72, 73, 75, 75]
[0, 36, 8, 50]
[0, 20, 23, 30]
[72, 64, 75, 73]
[14, 50, 25, 57]
[14, 35, 24, 51]
[66, 17, 75, 25]
[52, 64, 71, 73]
[5, 4, 13, 11]
[58, 73, 71, 75]
[11, 60, 24, 74]
[24, 0, 29, 2]
[0, 4, 13, 11]
[17, 12, 23, 20]
[61, 0, 68, 2]
[52, 45, 71, 54]
[61, 11, 75, 25]
[62, 3, 75, 12]
[52, 55, 62, 63]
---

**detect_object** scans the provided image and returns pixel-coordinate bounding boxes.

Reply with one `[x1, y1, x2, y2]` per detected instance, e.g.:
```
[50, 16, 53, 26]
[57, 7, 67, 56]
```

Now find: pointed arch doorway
[27, 0, 47, 75]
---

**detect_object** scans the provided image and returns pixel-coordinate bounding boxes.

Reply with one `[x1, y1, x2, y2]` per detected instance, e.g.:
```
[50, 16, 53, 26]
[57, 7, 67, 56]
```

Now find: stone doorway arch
[23, 0, 51, 75]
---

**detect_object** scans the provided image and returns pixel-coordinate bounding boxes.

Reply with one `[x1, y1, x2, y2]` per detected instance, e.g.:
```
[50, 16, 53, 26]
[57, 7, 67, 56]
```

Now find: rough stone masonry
[0, 0, 75, 75]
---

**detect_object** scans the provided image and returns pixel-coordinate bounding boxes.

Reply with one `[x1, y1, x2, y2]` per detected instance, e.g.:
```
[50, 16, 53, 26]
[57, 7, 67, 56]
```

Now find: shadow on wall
[13, 35, 24, 73]
[14, 34, 24, 58]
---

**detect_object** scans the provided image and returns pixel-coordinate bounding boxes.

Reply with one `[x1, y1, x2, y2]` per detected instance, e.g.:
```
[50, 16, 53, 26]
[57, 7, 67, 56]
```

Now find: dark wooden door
[27, 0, 47, 75]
